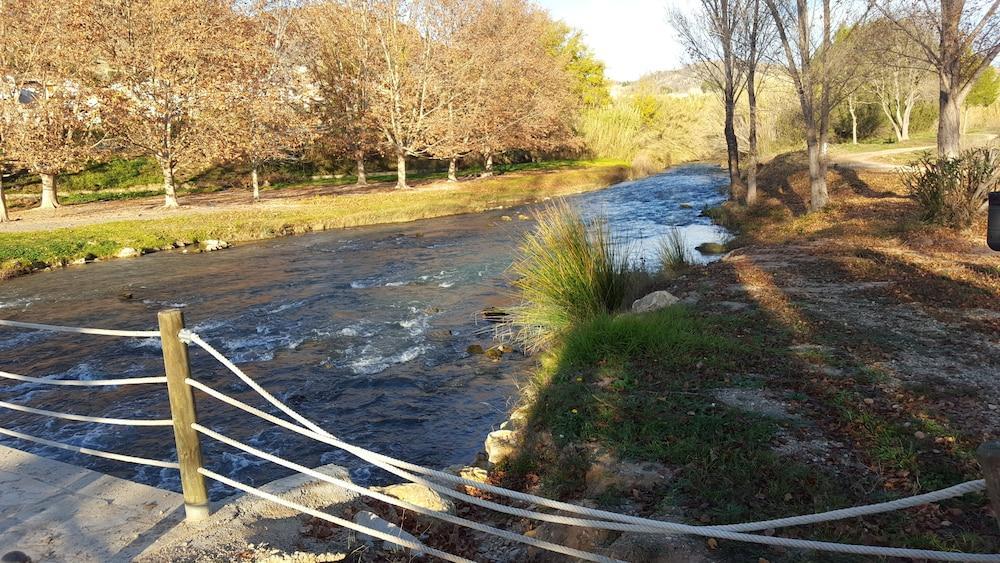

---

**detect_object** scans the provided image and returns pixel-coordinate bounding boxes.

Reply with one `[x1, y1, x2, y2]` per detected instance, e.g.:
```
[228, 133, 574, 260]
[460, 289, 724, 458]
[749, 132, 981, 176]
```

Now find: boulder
[696, 242, 727, 255]
[352, 511, 422, 554]
[603, 532, 715, 563]
[458, 466, 489, 483]
[116, 247, 141, 259]
[374, 483, 455, 514]
[466, 344, 485, 355]
[484, 429, 518, 464]
[631, 291, 680, 314]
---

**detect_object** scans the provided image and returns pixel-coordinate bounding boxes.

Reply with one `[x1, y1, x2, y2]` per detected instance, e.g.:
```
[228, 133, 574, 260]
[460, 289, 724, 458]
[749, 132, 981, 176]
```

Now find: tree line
[671, 0, 1000, 211]
[0, 0, 601, 221]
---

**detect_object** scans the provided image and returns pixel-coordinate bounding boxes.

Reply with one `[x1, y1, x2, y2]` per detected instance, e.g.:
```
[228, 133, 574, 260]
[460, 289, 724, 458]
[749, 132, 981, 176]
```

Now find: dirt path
[832, 133, 998, 171]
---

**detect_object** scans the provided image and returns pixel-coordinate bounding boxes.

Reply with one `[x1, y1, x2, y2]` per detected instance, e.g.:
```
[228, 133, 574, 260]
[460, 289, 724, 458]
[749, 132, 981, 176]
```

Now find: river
[0, 164, 729, 498]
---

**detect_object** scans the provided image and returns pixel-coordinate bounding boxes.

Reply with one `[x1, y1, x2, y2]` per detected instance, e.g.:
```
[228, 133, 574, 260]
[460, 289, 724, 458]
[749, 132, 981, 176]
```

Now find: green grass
[509, 309, 852, 525]
[0, 163, 630, 279]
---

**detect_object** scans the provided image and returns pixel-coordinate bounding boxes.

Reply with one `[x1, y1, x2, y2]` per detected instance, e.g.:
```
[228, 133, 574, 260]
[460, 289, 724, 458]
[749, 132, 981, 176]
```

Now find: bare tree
[669, 0, 747, 198]
[737, 0, 776, 204]
[765, 0, 863, 210]
[878, 0, 1000, 157]
[86, 0, 254, 208]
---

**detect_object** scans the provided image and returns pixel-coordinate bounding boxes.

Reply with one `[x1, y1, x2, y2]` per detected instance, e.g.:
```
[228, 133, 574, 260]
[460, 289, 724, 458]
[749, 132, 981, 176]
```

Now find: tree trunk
[395, 151, 408, 189]
[482, 151, 494, 177]
[939, 81, 963, 157]
[806, 130, 829, 211]
[356, 153, 367, 186]
[448, 157, 458, 182]
[39, 173, 60, 210]
[848, 96, 858, 145]
[251, 165, 260, 202]
[937, 0, 963, 158]
[0, 169, 9, 222]
[160, 159, 179, 208]
[746, 68, 760, 205]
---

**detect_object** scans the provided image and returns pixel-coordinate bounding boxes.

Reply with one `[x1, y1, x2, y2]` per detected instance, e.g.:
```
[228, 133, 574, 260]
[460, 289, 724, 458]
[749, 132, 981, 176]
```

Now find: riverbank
[0, 161, 629, 281]
[480, 154, 999, 561]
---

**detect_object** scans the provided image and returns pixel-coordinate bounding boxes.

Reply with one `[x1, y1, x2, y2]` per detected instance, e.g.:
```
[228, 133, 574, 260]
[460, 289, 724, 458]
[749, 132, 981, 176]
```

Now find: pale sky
[537, 0, 690, 82]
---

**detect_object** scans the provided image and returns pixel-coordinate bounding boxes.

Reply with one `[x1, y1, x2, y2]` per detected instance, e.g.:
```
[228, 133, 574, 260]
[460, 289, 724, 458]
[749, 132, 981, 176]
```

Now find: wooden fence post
[978, 441, 1000, 531]
[158, 309, 210, 522]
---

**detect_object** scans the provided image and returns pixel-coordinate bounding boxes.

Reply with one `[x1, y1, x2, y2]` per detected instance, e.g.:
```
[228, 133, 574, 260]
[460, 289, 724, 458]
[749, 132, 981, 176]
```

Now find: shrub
[507, 203, 634, 350]
[905, 146, 999, 229]
[657, 227, 690, 273]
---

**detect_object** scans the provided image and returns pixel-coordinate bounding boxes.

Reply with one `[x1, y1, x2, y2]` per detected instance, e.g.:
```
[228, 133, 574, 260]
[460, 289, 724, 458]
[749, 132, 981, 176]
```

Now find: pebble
[914, 431, 927, 439]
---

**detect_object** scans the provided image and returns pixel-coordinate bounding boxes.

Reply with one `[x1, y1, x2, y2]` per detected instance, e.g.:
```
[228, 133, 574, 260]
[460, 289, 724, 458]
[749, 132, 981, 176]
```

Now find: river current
[0, 164, 728, 497]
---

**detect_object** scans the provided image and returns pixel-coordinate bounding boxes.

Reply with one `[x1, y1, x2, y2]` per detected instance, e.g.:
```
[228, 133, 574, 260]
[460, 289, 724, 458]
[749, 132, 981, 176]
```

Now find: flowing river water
[0, 164, 729, 498]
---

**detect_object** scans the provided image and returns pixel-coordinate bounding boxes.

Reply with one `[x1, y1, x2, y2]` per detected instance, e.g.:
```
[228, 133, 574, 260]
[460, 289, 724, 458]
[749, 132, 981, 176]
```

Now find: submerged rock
[631, 291, 680, 313]
[696, 242, 727, 255]
[467, 344, 485, 355]
[375, 483, 455, 514]
[485, 347, 503, 361]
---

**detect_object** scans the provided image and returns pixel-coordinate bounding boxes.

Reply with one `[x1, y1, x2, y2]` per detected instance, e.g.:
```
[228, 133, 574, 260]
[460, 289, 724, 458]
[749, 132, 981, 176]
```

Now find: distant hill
[613, 67, 706, 98]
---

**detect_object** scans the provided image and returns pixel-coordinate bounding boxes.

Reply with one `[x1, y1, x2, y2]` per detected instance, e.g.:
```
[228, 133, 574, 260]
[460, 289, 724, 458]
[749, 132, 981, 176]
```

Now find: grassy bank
[0, 162, 629, 280]
[490, 154, 998, 560]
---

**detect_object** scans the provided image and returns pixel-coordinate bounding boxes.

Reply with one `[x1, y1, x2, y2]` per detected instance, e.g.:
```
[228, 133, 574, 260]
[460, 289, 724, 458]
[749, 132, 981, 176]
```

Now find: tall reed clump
[507, 203, 633, 350]
[657, 227, 690, 274]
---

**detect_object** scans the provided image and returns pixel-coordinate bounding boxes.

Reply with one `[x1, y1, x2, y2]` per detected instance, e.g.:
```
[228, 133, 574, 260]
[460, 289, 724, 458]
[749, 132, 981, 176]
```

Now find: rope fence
[1, 312, 999, 563]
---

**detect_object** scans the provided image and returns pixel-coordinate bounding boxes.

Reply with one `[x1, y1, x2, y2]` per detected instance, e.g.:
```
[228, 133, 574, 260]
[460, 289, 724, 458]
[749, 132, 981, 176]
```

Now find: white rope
[0, 370, 167, 387]
[0, 426, 180, 469]
[0, 319, 160, 338]
[198, 468, 473, 563]
[187, 379, 1000, 562]
[194, 423, 620, 563]
[0, 400, 173, 427]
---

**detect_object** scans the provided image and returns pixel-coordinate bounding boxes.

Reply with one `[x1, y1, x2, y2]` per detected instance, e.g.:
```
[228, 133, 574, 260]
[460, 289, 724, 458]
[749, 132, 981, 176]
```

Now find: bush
[905, 147, 999, 229]
[507, 203, 634, 350]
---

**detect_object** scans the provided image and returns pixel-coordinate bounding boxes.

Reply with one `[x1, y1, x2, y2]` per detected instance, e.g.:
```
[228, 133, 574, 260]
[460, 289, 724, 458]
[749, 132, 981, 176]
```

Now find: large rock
[603, 532, 716, 562]
[484, 429, 518, 464]
[631, 291, 680, 314]
[374, 483, 455, 514]
[353, 511, 423, 554]
[116, 247, 141, 259]
[696, 242, 727, 255]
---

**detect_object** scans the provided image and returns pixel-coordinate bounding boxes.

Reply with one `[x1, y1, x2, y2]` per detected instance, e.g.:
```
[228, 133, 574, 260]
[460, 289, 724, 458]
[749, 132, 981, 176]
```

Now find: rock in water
[353, 511, 422, 554]
[484, 429, 518, 464]
[631, 291, 680, 313]
[2, 552, 32, 563]
[201, 239, 230, 252]
[116, 247, 141, 259]
[467, 344, 485, 355]
[375, 483, 456, 514]
[696, 242, 727, 255]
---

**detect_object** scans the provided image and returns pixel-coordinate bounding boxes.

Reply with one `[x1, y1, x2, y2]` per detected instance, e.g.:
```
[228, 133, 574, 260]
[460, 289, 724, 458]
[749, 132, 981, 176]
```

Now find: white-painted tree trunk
[0, 170, 9, 222]
[160, 159, 180, 208]
[848, 96, 858, 145]
[448, 157, 458, 182]
[395, 151, 408, 189]
[481, 152, 493, 177]
[356, 155, 367, 186]
[251, 166, 260, 202]
[39, 173, 60, 209]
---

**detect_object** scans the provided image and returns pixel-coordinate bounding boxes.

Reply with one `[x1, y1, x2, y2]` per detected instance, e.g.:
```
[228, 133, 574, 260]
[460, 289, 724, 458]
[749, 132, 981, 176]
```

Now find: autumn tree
[963, 64, 999, 132]
[765, 0, 864, 210]
[223, 1, 316, 201]
[0, 0, 97, 210]
[309, 0, 382, 186]
[670, 0, 746, 199]
[86, 0, 255, 208]
[878, 0, 1000, 157]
